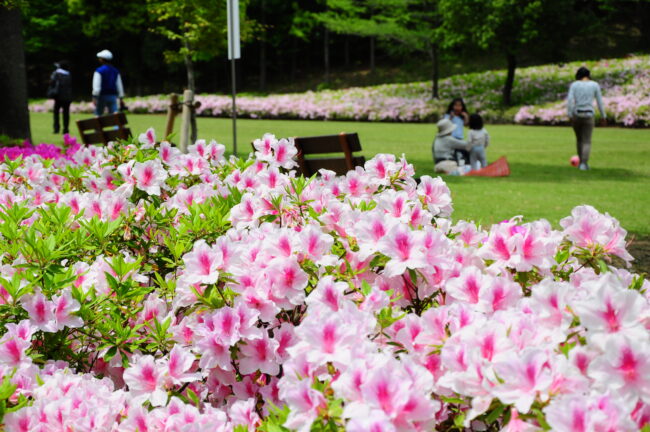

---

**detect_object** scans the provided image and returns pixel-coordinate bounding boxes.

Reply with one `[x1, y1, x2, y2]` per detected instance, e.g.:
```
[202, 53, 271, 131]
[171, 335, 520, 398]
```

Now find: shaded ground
[630, 236, 650, 275]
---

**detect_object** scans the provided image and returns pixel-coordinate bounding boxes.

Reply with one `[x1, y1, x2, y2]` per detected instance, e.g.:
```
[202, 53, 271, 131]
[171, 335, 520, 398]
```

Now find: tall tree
[438, 0, 593, 106]
[316, 0, 444, 98]
[65, 0, 158, 96]
[147, 0, 252, 141]
[0, 2, 31, 140]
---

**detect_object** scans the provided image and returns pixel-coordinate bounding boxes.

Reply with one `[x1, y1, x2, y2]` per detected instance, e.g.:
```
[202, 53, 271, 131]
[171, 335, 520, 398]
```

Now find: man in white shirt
[92, 49, 125, 116]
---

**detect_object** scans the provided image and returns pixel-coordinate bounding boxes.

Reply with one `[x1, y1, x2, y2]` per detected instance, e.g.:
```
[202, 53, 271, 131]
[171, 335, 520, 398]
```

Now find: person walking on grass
[92, 49, 125, 116]
[567, 66, 606, 171]
[48, 60, 72, 134]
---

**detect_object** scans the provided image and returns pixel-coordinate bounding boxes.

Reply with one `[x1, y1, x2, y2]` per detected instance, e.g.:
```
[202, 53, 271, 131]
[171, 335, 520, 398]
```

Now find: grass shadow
[438, 161, 647, 184]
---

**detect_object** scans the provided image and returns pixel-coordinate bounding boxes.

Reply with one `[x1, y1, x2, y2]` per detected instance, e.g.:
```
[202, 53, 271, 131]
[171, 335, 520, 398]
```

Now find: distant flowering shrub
[29, 56, 650, 127]
[0, 129, 648, 431]
[516, 66, 650, 127]
[0, 134, 81, 162]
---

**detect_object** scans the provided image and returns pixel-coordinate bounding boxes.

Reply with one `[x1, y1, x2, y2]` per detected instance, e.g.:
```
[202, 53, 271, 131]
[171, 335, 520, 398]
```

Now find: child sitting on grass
[468, 113, 489, 170]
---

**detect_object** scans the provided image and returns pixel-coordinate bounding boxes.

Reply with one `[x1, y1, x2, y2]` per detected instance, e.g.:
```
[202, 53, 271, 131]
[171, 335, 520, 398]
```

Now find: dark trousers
[572, 116, 594, 163]
[53, 99, 71, 134]
[453, 149, 470, 164]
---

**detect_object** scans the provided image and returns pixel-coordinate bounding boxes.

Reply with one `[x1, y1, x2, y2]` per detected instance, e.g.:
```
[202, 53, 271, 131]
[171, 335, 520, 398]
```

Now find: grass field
[31, 112, 650, 238]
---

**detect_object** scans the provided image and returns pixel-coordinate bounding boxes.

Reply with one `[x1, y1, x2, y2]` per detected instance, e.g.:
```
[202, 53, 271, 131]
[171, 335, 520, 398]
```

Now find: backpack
[46, 75, 60, 98]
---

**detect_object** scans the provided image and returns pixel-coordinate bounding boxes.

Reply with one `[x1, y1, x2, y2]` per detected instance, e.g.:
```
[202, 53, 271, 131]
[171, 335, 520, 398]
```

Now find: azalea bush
[0, 128, 648, 431]
[0, 134, 81, 162]
[29, 55, 650, 127]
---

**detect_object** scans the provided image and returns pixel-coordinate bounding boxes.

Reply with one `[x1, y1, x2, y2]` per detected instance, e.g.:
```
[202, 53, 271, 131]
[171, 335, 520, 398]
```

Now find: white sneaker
[578, 163, 589, 171]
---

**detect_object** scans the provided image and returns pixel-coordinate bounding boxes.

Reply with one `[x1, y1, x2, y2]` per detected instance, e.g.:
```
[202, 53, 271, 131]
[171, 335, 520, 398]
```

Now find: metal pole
[229, 0, 238, 156]
[231, 58, 237, 157]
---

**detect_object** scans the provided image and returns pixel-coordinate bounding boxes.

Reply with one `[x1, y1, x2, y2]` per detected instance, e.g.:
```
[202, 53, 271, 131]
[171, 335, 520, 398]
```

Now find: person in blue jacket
[443, 98, 470, 164]
[92, 49, 125, 116]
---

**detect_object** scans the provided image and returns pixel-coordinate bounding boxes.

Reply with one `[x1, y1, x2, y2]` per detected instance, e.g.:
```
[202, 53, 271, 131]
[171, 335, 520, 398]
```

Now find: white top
[567, 80, 605, 118]
[92, 71, 125, 98]
[468, 129, 489, 148]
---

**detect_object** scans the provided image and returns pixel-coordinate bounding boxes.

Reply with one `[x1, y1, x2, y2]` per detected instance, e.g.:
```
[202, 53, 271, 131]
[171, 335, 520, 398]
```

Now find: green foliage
[65, 0, 150, 38]
[146, 0, 248, 64]
[315, 0, 442, 56]
[437, 0, 605, 104]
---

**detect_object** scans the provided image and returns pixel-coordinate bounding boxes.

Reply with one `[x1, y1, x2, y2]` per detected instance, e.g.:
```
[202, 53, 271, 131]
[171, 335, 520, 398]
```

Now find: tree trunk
[259, 0, 267, 92]
[344, 36, 350, 68]
[324, 28, 330, 84]
[260, 39, 267, 92]
[290, 37, 297, 82]
[183, 39, 197, 143]
[430, 43, 439, 99]
[0, 7, 31, 141]
[369, 37, 376, 73]
[503, 53, 517, 106]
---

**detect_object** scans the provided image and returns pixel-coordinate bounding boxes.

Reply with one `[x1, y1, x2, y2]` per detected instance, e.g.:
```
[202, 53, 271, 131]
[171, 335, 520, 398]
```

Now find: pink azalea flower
[183, 239, 222, 284]
[123, 355, 168, 406]
[51, 288, 83, 330]
[280, 378, 326, 432]
[165, 345, 200, 386]
[138, 127, 156, 148]
[239, 333, 280, 375]
[21, 289, 57, 332]
[492, 349, 553, 413]
[416, 175, 453, 217]
[560, 205, 633, 263]
[588, 336, 650, 406]
[229, 397, 261, 431]
[132, 159, 168, 196]
[378, 224, 426, 277]
[270, 138, 298, 169]
[0, 323, 32, 367]
[572, 273, 647, 345]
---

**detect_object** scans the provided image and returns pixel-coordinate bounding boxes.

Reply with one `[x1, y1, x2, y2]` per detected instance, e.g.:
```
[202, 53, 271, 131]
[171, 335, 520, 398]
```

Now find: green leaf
[361, 280, 372, 296]
[453, 412, 466, 428]
[187, 387, 200, 406]
[597, 259, 610, 274]
[532, 408, 551, 430]
[441, 395, 465, 405]
[0, 376, 17, 400]
[485, 403, 506, 425]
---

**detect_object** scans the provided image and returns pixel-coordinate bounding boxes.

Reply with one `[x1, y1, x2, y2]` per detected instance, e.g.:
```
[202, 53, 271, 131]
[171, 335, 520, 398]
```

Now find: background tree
[147, 0, 253, 141]
[316, 0, 444, 98]
[438, 0, 600, 106]
[0, 1, 31, 140]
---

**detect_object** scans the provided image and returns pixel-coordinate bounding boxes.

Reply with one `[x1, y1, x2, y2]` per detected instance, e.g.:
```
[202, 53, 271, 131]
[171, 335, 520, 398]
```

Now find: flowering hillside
[0, 130, 648, 431]
[515, 60, 650, 127]
[29, 55, 650, 127]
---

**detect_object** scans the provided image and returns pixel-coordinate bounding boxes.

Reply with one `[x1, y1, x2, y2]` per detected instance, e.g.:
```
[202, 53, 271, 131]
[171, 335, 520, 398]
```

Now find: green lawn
[31, 112, 650, 236]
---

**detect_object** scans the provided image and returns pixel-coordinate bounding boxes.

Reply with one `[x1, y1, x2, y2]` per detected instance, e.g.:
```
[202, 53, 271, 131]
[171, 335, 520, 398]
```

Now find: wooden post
[179, 89, 193, 153]
[164, 93, 179, 140]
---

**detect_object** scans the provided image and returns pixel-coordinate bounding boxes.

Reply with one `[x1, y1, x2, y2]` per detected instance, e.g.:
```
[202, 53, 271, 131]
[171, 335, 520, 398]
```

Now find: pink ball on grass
[570, 155, 580, 167]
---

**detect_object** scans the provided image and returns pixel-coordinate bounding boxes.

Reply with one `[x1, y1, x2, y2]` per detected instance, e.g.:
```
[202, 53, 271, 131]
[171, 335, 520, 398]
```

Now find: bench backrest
[294, 133, 365, 176]
[76, 113, 132, 145]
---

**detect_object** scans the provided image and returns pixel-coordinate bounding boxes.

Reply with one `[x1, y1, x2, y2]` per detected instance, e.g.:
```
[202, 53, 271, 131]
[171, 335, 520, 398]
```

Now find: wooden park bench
[293, 132, 365, 177]
[76, 113, 132, 145]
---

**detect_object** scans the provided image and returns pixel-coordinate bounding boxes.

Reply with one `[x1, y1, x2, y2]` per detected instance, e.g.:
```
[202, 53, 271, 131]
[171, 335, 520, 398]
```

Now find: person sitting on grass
[468, 113, 489, 170]
[443, 97, 470, 163]
[433, 118, 471, 174]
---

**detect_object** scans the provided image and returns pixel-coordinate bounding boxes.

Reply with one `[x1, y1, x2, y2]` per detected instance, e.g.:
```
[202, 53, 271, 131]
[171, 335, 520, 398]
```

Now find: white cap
[96, 49, 113, 60]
